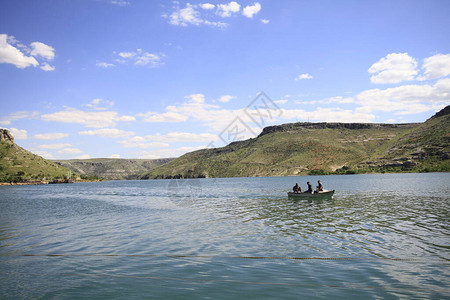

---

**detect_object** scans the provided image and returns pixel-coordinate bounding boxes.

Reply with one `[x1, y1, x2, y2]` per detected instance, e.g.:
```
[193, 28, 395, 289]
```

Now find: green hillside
[53, 158, 173, 180]
[0, 129, 75, 183]
[142, 107, 450, 179]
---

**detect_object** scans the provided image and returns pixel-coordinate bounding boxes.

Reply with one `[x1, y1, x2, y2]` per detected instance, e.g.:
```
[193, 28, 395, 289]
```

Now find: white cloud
[41, 107, 135, 128]
[8, 128, 27, 140]
[75, 154, 91, 159]
[40, 63, 55, 71]
[295, 73, 313, 80]
[0, 34, 39, 69]
[137, 93, 260, 133]
[368, 53, 418, 84]
[169, 3, 203, 26]
[261, 19, 270, 24]
[219, 95, 235, 103]
[186, 93, 206, 103]
[417, 53, 450, 81]
[135, 52, 162, 66]
[279, 107, 375, 123]
[118, 51, 136, 58]
[30, 42, 55, 60]
[109, 154, 121, 158]
[32, 150, 54, 159]
[117, 115, 136, 122]
[356, 78, 450, 115]
[119, 140, 169, 149]
[168, 3, 227, 27]
[96, 62, 115, 68]
[217, 1, 241, 17]
[79, 128, 135, 138]
[131, 92, 374, 139]
[165, 2, 261, 27]
[200, 3, 215, 10]
[138, 146, 206, 159]
[85, 98, 115, 110]
[138, 111, 188, 123]
[145, 132, 219, 143]
[38, 143, 72, 149]
[0, 111, 39, 125]
[58, 148, 82, 154]
[296, 96, 354, 105]
[33, 132, 69, 140]
[243, 2, 261, 18]
[112, 49, 163, 67]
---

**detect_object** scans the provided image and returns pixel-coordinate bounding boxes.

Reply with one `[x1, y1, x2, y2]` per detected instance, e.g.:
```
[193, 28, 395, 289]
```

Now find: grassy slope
[377, 113, 450, 170]
[0, 141, 74, 182]
[143, 115, 449, 179]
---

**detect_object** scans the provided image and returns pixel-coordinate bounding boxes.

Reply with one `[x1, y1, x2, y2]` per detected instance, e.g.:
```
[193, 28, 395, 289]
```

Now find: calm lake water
[1, 173, 449, 299]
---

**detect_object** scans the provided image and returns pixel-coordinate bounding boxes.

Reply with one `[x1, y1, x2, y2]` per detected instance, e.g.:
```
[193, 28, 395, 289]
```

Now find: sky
[1, 0, 449, 160]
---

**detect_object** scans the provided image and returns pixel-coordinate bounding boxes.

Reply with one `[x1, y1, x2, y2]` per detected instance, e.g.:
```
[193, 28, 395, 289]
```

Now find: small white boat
[287, 190, 335, 199]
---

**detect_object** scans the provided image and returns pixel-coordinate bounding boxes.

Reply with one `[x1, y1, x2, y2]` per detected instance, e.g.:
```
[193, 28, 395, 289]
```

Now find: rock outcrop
[258, 122, 417, 137]
[0, 129, 14, 143]
[428, 105, 450, 120]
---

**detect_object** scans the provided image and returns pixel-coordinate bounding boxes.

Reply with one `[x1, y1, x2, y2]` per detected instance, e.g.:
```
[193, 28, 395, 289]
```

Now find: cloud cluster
[165, 1, 263, 27]
[357, 78, 450, 115]
[0, 34, 55, 71]
[369, 53, 450, 84]
[137, 146, 206, 159]
[217, 2, 241, 17]
[38, 143, 72, 149]
[97, 49, 164, 68]
[85, 98, 115, 110]
[135, 93, 379, 137]
[79, 128, 135, 138]
[369, 53, 418, 84]
[33, 132, 69, 140]
[41, 107, 135, 128]
[418, 54, 450, 81]
[242, 2, 261, 18]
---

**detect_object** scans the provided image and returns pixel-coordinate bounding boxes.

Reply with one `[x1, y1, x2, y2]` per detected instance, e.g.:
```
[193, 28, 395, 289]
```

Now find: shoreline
[0, 180, 102, 186]
[1, 171, 448, 185]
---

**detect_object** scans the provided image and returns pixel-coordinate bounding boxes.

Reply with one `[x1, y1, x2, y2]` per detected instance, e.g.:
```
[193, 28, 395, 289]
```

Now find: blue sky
[1, 0, 449, 159]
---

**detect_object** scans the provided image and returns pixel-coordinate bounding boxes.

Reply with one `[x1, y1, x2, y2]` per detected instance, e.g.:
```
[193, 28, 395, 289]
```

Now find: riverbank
[0, 179, 102, 186]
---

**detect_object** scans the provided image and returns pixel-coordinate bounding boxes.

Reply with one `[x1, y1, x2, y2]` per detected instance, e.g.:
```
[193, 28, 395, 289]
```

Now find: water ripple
[1, 174, 449, 299]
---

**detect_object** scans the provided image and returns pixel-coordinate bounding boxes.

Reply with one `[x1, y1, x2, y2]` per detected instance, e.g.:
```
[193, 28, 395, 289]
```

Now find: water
[0, 173, 449, 299]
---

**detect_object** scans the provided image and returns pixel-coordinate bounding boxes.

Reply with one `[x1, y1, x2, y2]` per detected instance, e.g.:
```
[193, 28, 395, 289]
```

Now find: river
[1, 173, 449, 299]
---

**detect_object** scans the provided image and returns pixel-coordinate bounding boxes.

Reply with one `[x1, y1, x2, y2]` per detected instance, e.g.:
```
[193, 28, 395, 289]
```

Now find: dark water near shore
[1, 173, 449, 299]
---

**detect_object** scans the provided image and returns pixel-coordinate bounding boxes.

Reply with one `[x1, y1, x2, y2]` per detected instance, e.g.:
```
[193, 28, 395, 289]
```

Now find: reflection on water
[0, 173, 449, 299]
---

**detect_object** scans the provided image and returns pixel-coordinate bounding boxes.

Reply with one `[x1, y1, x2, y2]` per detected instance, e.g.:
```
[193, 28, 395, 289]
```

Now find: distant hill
[53, 158, 174, 180]
[142, 106, 450, 179]
[0, 129, 75, 183]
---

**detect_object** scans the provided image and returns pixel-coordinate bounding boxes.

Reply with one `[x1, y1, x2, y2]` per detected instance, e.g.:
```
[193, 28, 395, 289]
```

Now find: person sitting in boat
[293, 183, 301, 193]
[316, 180, 323, 192]
[306, 181, 313, 193]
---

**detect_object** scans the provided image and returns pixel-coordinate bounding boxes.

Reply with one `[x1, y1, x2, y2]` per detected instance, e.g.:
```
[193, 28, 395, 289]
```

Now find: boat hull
[287, 190, 335, 199]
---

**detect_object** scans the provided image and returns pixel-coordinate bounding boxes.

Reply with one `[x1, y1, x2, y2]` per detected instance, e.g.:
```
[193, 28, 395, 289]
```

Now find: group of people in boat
[292, 180, 323, 194]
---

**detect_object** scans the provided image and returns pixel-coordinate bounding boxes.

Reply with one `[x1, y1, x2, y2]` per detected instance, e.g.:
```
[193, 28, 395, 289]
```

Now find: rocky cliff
[258, 122, 417, 137]
[0, 129, 14, 143]
[0, 128, 75, 183]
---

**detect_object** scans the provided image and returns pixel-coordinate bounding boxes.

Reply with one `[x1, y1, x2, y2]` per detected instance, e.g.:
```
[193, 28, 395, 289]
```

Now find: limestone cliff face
[258, 122, 418, 137]
[0, 129, 14, 143]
